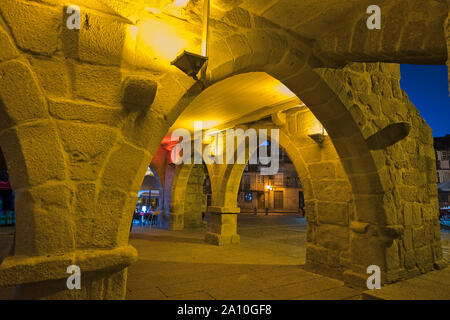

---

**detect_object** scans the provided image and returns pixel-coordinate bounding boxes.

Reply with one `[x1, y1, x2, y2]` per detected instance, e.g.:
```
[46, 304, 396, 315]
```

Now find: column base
[0, 245, 137, 300]
[205, 232, 240, 246]
[13, 268, 128, 300]
[169, 213, 184, 230]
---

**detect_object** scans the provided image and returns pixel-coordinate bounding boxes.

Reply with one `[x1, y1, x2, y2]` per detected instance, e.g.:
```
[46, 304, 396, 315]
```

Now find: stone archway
[0, 0, 445, 299]
[162, 45, 443, 286]
[163, 163, 208, 230]
[208, 111, 355, 281]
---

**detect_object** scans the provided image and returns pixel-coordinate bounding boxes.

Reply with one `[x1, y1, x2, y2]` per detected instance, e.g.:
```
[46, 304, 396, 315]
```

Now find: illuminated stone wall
[0, 0, 447, 299]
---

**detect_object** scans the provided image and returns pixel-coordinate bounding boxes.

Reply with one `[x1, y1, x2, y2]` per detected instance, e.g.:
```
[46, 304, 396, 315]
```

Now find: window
[256, 175, 265, 185]
[274, 173, 284, 186]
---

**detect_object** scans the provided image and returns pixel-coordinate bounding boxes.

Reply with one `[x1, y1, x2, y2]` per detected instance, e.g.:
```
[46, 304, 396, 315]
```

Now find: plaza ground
[1, 214, 449, 300]
[126, 215, 450, 300]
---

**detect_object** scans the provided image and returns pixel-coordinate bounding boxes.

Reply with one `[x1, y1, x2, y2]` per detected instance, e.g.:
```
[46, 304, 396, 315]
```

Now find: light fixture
[308, 133, 326, 144]
[171, 51, 208, 80]
[173, 0, 190, 8]
[170, 0, 209, 80]
[266, 185, 273, 191]
[308, 123, 327, 145]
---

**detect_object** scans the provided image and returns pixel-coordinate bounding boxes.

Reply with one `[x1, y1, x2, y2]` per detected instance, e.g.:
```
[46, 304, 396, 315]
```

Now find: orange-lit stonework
[0, 0, 448, 299]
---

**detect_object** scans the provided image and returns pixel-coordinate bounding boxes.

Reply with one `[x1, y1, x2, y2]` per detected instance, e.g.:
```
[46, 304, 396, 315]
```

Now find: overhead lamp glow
[173, 0, 190, 8]
[145, 7, 161, 14]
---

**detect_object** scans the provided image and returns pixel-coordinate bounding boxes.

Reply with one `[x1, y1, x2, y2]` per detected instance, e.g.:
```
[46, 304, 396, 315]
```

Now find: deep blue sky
[400, 64, 450, 137]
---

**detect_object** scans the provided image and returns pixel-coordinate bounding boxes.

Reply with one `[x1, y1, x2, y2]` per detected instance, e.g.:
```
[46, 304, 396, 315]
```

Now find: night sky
[400, 64, 450, 137]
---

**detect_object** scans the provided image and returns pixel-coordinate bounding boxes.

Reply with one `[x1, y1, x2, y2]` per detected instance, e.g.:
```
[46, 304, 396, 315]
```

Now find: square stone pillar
[205, 207, 240, 246]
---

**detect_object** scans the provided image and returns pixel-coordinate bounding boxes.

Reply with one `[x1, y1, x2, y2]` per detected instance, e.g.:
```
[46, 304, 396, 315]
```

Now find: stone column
[205, 207, 240, 246]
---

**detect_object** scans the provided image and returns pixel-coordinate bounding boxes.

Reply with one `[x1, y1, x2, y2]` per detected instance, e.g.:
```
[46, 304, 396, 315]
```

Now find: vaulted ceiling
[170, 72, 303, 133]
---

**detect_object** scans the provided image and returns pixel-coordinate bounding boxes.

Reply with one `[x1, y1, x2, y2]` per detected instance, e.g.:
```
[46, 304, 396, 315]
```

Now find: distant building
[238, 148, 304, 214]
[435, 135, 450, 208]
[0, 170, 14, 226]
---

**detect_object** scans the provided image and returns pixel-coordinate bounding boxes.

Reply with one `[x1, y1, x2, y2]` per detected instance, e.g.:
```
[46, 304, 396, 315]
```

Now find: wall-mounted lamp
[308, 133, 326, 144]
[171, 51, 208, 80]
[266, 185, 273, 191]
[170, 0, 209, 80]
[308, 123, 328, 145]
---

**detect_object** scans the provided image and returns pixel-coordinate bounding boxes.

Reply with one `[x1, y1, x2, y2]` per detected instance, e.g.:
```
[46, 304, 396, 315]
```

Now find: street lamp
[308, 123, 328, 145]
[170, 0, 210, 80]
[265, 184, 272, 215]
[171, 51, 208, 80]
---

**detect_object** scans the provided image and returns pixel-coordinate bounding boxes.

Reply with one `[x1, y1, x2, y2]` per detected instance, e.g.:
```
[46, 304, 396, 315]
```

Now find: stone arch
[137, 165, 163, 212]
[214, 116, 356, 277]
[149, 30, 443, 285]
[0, 3, 442, 298]
[312, 0, 448, 67]
[0, 22, 138, 299]
[165, 163, 209, 230]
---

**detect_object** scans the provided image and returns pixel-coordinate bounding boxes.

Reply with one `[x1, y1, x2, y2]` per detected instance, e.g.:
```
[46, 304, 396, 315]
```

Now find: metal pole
[201, 0, 210, 57]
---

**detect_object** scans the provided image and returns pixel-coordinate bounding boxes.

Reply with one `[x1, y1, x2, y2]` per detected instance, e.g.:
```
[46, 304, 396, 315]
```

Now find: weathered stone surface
[73, 182, 96, 249]
[101, 142, 151, 194]
[366, 122, 411, 150]
[0, 0, 59, 55]
[308, 162, 336, 181]
[213, 0, 243, 11]
[0, 121, 66, 188]
[14, 184, 75, 256]
[350, 233, 385, 268]
[62, 8, 127, 66]
[121, 76, 158, 111]
[93, 189, 136, 248]
[223, 7, 252, 28]
[317, 201, 349, 226]
[316, 224, 349, 251]
[71, 63, 123, 106]
[0, 60, 48, 129]
[28, 57, 71, 97]
[56, 122, 118, 181]
[205, 212, 240, 245]
[48, 97, 125, 126]
[0, 0, 446, 300]
[0, 27, 19, 62]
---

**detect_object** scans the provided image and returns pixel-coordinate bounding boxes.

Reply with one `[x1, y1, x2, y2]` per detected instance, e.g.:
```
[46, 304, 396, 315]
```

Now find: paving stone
[126, 286, 167, 300]
[168, 291, 215, 300]
[363, 271, 450, 300]
[261, 277, 344, 300]
[296, 286, 362, 300]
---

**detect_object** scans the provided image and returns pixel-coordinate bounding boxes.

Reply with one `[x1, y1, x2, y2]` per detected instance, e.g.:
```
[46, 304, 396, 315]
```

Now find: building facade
[435, 135, 450, 184]
[238, 149, 304, 214]
[435, 135, 450, 208]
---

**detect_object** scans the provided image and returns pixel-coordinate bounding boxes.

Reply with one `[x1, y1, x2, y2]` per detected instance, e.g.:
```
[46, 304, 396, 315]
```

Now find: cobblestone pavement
[0, 217, 449, 300]
[126, 215, 363, 300]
